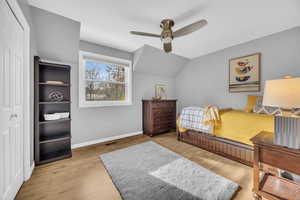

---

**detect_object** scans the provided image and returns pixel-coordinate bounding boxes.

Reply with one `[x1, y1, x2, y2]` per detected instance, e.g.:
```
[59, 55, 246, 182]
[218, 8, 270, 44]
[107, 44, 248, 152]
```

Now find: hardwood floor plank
[16, 132, 253, 200]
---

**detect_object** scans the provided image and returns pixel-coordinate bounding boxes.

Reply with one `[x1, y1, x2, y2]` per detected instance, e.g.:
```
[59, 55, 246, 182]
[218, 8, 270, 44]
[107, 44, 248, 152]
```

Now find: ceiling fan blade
[130, 31, 161, 38]
[163, 42, 172, 53]
[173, 19, 207, 38]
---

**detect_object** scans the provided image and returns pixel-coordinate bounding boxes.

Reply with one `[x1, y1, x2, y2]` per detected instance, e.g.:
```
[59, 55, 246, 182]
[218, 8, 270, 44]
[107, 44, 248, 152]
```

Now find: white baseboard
[71, 131, 143, 149]
[24, 162, 35, 181]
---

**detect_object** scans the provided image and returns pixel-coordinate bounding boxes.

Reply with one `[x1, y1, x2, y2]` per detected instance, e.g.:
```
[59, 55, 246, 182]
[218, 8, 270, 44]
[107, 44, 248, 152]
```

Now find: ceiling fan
[130, 19, 207, 53]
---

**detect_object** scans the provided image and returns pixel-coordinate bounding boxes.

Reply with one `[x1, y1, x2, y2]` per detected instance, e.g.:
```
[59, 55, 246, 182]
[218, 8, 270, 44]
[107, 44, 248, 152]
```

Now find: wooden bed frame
[177, 129, 254, 166]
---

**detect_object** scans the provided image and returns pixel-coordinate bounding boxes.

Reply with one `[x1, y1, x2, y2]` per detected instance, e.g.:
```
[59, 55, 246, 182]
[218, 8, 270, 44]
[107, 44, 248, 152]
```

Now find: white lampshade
[263, 78, 300, 109]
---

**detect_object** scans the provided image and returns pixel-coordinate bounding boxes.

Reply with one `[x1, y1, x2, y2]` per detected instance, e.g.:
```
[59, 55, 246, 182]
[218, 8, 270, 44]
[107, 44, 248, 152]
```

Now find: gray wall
[176, 27, 300, 111]
[80, 41, 132, 61]
[73, 41, 176, 144]
[30, 7, 80, 64]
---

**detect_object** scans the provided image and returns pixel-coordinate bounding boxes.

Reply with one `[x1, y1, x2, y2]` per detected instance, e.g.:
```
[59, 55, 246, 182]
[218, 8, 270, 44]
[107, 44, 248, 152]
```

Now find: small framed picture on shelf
[155, 84, 167, 99]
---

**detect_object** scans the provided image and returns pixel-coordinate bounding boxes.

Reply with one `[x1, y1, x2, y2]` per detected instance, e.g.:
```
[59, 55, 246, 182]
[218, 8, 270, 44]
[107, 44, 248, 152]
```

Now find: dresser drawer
[153, 107, 175, 115]
[260, 148, 300, 175]
[153, 123, 174, 133]
[154, 119, 174, 126]
[153, 111, 175, 119]
[152, 101, 176, 109]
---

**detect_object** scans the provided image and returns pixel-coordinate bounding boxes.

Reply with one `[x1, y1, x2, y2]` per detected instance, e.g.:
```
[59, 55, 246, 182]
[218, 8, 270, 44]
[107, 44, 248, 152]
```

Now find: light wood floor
[16, 132, 253, 200]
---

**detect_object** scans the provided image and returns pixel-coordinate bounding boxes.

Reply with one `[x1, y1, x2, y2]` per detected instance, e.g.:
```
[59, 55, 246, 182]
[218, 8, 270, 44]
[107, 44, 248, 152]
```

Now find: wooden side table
[251, 131, 300, 200]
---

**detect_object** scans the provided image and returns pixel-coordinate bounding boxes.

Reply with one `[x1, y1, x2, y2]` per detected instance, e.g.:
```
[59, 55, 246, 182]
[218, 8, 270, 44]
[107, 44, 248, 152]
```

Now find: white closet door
[0, 1, 24, 199]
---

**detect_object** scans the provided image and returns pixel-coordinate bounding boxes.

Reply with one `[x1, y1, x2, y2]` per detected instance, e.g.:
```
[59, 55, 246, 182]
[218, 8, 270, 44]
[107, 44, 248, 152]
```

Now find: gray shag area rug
[100, 141, 239, 200]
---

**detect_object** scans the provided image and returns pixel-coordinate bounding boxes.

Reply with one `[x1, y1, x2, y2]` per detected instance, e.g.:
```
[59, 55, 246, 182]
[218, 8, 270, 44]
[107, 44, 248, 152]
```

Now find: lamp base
[279, 108, 297, 117]
[275, 115, 300, 149]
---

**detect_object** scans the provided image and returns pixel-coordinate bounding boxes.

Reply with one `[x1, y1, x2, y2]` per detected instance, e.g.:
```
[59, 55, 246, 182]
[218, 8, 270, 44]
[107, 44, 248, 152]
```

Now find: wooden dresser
[142, 100, 177, 136]
[251, 132, 300, 200]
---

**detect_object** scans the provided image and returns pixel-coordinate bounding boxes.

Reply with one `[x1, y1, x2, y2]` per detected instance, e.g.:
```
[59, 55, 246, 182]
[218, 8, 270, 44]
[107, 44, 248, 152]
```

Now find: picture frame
[229, 53, 261, 93]
[155, 84, 167, 99]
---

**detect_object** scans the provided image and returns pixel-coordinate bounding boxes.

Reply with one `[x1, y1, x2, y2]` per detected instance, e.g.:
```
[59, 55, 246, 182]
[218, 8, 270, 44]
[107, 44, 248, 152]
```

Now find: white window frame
[79, 51, 132, 108]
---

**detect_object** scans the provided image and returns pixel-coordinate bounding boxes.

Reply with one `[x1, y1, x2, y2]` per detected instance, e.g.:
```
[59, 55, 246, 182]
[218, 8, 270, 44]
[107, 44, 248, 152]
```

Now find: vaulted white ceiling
[133, 45, 189, 77]
[28, 0, 300, 58]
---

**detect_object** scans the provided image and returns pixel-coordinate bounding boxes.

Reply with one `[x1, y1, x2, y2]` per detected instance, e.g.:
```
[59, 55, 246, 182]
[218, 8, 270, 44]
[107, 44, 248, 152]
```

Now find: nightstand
[251, 131, 300, 200]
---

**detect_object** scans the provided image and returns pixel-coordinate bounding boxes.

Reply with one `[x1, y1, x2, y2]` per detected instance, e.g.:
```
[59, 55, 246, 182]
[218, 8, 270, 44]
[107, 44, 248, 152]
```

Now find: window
[79, 51, 132, 107]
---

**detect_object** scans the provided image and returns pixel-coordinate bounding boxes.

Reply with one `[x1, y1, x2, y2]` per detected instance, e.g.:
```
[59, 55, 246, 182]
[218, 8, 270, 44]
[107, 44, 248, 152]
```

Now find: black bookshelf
[34, 56, 72, 165]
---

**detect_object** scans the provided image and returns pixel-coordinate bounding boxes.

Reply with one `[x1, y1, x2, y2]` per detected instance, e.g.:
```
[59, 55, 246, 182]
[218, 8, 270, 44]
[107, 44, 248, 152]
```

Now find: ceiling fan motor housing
[160, 19, 174, 43]
[160, 19, 175, 29]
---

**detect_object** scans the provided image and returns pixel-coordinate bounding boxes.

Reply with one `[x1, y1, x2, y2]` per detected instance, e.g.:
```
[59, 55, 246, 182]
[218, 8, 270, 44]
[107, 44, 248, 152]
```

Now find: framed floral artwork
[229, 53, 261, 92]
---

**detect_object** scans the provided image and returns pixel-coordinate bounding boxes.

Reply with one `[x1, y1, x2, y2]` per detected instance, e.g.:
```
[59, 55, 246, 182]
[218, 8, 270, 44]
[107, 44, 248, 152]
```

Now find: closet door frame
[6, 0, 32, 181]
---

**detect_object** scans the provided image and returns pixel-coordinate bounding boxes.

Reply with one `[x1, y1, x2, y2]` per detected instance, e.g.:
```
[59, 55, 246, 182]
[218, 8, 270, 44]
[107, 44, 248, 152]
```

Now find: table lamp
[263, 77, 300, 149]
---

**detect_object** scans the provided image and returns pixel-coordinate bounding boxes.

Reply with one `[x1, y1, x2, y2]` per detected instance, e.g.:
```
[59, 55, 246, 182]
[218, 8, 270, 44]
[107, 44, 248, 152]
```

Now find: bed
[177, 109, 274, 166]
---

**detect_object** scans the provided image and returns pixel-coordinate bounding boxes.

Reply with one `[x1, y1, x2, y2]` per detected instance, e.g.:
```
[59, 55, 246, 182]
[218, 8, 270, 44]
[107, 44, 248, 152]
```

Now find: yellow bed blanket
[178, 109, 274, 146]
[214, 109, 274, 146]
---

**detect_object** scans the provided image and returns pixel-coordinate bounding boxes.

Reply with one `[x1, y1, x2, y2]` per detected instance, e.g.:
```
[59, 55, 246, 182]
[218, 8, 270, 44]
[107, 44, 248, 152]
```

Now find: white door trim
[5, 0, 32, 181]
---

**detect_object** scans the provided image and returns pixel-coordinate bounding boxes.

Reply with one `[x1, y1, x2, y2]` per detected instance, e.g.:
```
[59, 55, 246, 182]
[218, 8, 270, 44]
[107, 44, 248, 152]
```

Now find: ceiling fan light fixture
[162, 37, 172, 43]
